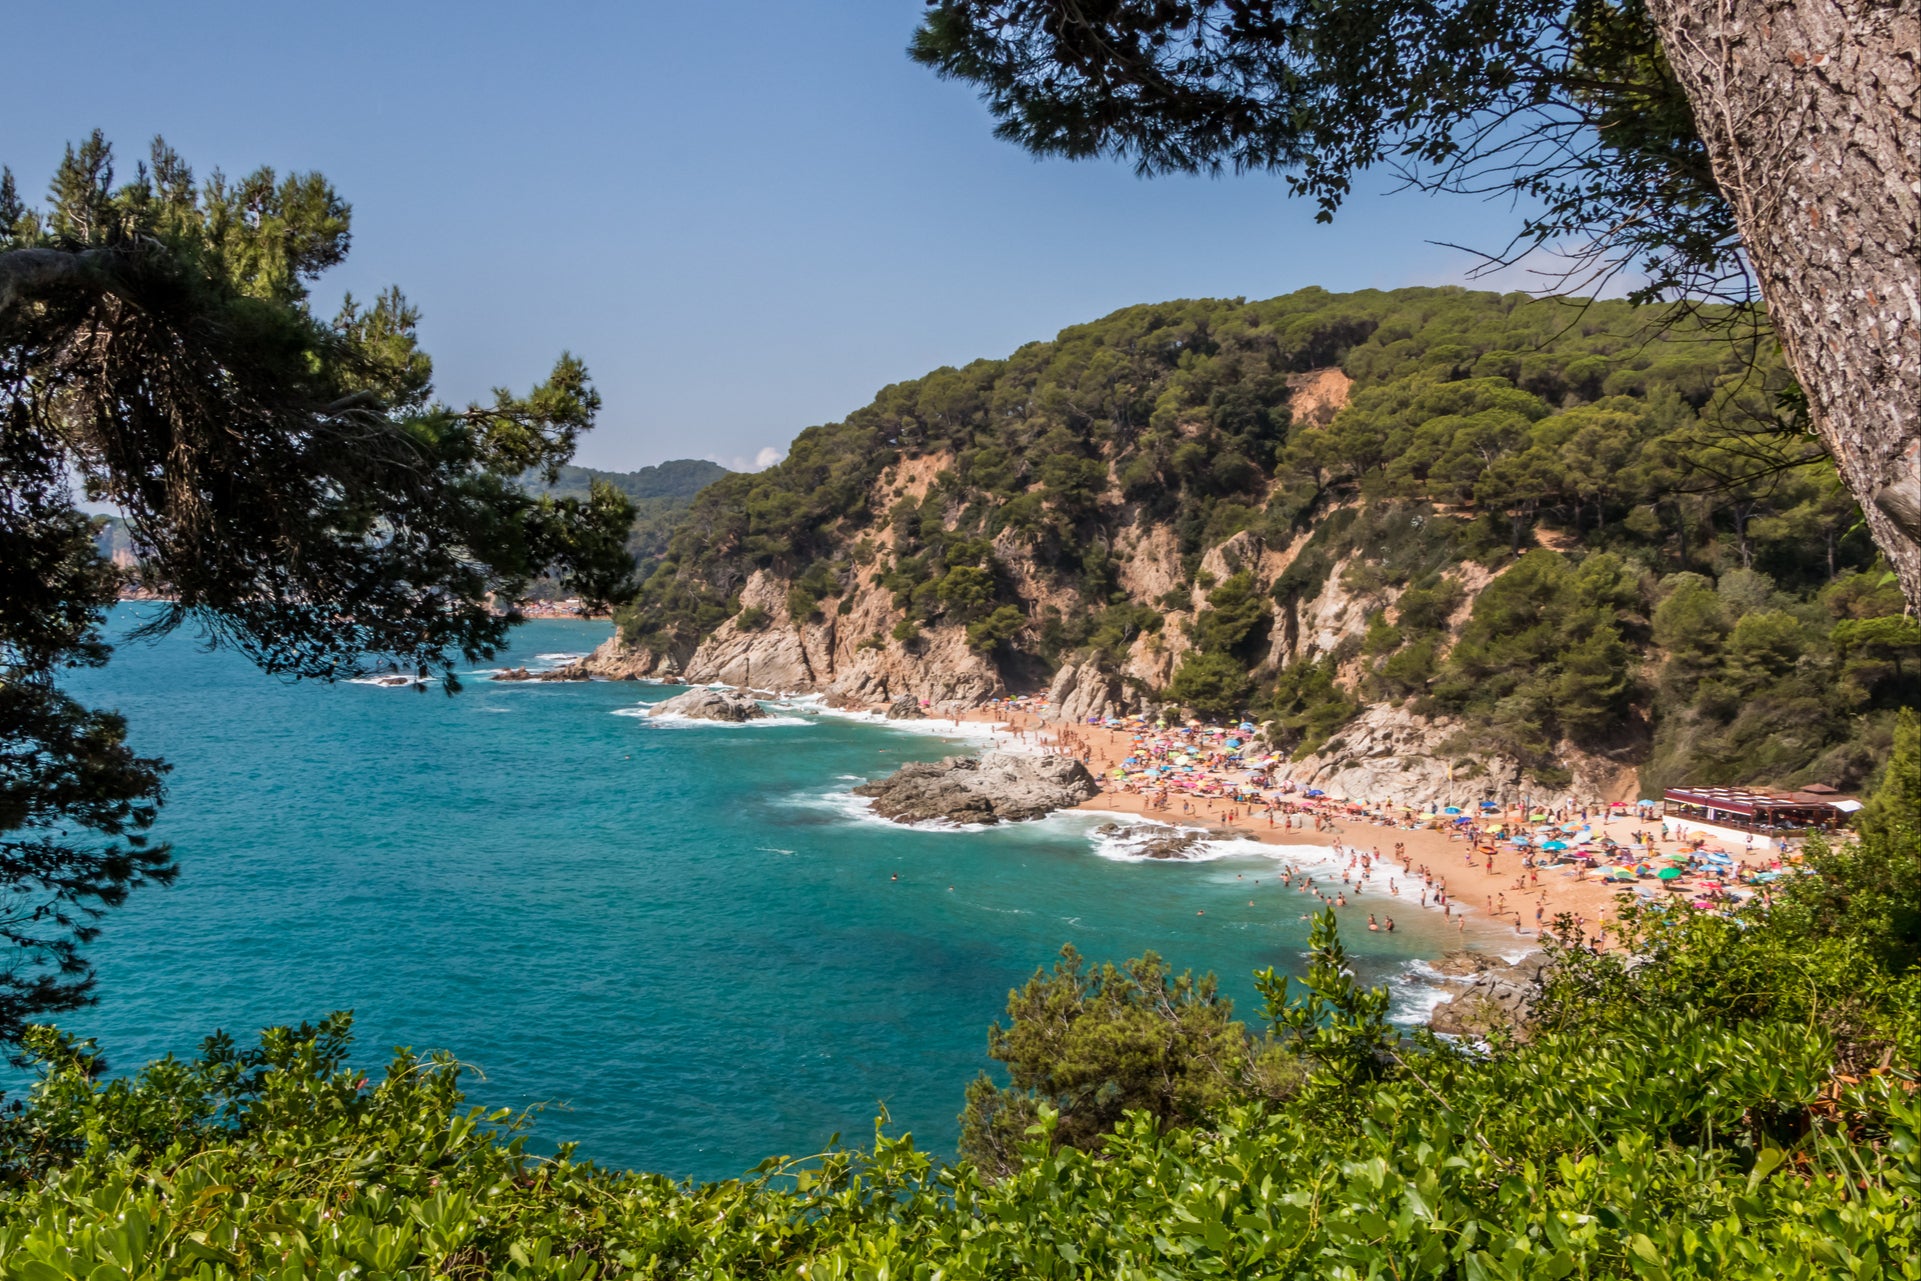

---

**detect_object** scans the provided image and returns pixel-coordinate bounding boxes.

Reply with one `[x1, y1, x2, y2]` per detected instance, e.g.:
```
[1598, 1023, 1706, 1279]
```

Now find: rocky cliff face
[584, 562, 1006, 709]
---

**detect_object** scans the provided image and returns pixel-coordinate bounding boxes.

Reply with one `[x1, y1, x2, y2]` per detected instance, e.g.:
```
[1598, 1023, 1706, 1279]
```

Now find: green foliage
[964, 604, 1026, 652]
[1640, 566, 1919, 793]
[1429, 550, 1639, 765]
[957, 945, 1298, 1178]
[1258, 909, 1394, 1095]
[526, 459, 728, 584]
[1267, 655, 1361, 757]
[1189, 570, 1268, 659]
[1167, 651, 1254, 720]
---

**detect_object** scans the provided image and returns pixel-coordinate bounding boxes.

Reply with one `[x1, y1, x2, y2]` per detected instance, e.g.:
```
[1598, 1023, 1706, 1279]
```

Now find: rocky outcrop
[583, 565, 1005, 708]
[886, 695, 927, 720]
[1044, 658, 1132, 724]
[1426, 951, 1551, 1038]
[1093, 822, 1215, 859]
[853, 751, 1101, 825]
[490, 664, 589, 682]
[646, 688, 768, 722]
[1290, 704, 1520, 807]
[581, 634, 674, 681]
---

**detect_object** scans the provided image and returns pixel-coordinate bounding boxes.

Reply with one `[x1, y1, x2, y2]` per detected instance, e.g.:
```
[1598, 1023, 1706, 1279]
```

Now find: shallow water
[49, 609, 1498, 1179]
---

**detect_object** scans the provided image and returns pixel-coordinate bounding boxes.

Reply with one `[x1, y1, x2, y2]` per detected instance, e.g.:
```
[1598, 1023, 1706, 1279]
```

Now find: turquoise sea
[53, 609, 1499, 1180]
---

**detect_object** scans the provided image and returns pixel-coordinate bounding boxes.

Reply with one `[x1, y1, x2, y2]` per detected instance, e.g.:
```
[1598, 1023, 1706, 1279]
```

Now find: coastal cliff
[591, 287, 1912, 805]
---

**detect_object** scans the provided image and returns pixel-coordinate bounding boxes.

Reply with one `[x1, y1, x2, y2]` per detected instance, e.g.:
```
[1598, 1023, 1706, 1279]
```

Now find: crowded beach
[957, 693, 1827, 949]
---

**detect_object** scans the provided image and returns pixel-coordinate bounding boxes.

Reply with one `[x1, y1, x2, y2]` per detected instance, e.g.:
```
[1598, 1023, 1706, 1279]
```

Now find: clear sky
[18, 1, 1549, 472]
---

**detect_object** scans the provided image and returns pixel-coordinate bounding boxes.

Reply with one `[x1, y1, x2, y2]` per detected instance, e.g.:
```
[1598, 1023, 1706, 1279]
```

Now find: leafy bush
[1167, 651, 1254, 719]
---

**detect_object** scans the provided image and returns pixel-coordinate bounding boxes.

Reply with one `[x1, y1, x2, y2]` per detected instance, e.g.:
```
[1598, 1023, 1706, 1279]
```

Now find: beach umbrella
[1443, 806, 1462, 815]
[1656, 867, 1685, 881]
[1542, 840, 1568, 851]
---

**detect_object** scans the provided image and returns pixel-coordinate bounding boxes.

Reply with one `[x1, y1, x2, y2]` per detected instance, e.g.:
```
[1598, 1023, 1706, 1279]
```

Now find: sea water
[46, 608, 1500, 1180]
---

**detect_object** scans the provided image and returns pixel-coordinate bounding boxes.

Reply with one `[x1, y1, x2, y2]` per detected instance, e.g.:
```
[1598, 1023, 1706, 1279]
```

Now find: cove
[53, 608, 1482, 1180]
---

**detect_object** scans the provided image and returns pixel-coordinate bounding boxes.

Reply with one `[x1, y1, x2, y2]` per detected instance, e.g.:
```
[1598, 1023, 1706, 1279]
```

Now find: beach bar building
[1662, 784, 1861, 834]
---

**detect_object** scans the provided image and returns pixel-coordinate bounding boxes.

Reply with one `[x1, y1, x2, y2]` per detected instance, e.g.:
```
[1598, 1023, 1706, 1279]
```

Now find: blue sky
[21, 1, 1551, 472]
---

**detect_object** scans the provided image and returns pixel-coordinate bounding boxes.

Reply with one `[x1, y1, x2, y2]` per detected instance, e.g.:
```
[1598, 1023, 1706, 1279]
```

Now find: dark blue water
[50, 609, 1478, 1179]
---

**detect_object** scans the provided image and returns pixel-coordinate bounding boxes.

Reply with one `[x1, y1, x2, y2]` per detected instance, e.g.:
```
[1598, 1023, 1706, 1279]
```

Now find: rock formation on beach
[646, 687, 768, 722]
[1425, 951, 1551, 1038]
[854, 751, 1101, 825]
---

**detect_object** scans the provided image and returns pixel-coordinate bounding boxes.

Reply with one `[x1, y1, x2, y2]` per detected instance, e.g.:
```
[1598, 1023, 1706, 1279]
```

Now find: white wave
[348, 673, 431, 689]
[757, 846, 797, 856]
[611, 708, 812, 727]
[1387, 969, 1458, 1025]
[534, 652, 587, 664]
[1084, 817, 1351, 872]
[783, 787, 997, 833]
[804, 701, 1007, 743]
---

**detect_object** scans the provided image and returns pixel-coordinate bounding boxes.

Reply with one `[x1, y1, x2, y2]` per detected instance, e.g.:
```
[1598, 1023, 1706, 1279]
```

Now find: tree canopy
[0, 134, 634, 1037]
[911, 0, 1738, 305]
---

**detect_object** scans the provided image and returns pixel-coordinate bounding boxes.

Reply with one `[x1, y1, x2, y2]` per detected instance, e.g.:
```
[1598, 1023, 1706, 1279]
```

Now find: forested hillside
[528, 459, 729, 574]
[609, 287, 1917, 796]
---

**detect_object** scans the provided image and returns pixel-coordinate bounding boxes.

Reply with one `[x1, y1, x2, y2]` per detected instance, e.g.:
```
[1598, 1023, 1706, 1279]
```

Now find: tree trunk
[1645, 0, 1921, 604]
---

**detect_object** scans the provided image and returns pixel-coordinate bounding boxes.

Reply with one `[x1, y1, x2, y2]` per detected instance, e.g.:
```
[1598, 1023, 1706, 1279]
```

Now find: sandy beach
[954, 704, 1795, 950]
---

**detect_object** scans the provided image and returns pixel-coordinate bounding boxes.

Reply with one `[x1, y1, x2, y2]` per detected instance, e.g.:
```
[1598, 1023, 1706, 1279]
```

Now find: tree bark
[1645, 0, 1921, 604]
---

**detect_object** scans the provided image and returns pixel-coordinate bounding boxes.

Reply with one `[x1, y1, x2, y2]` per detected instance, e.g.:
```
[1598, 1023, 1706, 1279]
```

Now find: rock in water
[647, 688, 767, 722]
[854, 751, 1100, 824]
[1427, 951, 1550, 1038]
[1093, 822, 1210, 859]
[490, 664, 589, 682]
[885, 694, 927, 720]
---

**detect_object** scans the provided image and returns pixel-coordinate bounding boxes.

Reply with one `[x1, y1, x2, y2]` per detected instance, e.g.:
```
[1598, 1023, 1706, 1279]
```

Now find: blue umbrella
[1443, 806, 1462, 815]
[1305, 788, 1325, 798]
[1542, 840, 1569, 851]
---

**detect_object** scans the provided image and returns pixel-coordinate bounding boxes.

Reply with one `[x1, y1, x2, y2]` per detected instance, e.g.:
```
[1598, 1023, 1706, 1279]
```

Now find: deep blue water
[48, 609, 1484, 1180]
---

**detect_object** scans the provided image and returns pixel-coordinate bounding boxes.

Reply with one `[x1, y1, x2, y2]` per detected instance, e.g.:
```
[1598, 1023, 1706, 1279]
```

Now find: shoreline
[943, 704, 1789, 952]
[616, 677, 1791, 961]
